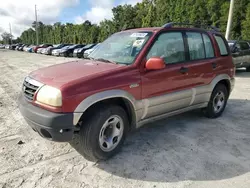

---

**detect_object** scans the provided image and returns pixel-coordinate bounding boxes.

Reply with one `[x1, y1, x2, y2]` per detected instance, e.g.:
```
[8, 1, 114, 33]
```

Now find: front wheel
[70, 105, 129, 161]
[203, 84, 229, 118]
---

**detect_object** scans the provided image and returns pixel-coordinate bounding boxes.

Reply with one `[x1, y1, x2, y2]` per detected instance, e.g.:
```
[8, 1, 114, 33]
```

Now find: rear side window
[239, 42, 250, 50]
[186, 32, 205, 60]
[214, 35, 229, 56]
[202, 34, 215, 58]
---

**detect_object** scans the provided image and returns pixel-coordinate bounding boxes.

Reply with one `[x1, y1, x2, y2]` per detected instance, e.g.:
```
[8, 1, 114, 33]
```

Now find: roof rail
[162, 22, 220, 32]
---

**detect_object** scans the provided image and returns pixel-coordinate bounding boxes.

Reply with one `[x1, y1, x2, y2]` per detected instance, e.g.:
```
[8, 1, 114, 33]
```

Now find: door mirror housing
[145, 57, 166, 70]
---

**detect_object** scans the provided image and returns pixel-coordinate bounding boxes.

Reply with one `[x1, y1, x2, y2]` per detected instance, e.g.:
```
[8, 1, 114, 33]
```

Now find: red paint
[28, 27, 234, 113]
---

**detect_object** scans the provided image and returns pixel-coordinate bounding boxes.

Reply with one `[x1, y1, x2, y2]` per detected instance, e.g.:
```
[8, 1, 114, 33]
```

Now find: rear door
[239, 41, 250, 66]
[183, 31, 217, 105]
[231, 42, 244, 67]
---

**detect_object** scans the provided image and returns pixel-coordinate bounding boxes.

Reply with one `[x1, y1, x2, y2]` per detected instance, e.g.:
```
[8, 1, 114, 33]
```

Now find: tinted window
[214, 35, 228, 56]
[239, 42, 250, 50]
[186, 32, 205, 60]
[202, 34, 215, 58]
[146, 32, 185, 64]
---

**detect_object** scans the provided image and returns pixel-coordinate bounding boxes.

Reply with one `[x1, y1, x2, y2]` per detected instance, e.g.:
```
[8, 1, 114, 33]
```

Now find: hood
[29, 59, 123, 88]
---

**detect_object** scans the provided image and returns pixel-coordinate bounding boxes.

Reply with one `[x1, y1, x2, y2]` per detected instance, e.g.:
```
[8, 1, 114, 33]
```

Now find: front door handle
[179, 67, 189, 74]
[212, 62, 217, 69]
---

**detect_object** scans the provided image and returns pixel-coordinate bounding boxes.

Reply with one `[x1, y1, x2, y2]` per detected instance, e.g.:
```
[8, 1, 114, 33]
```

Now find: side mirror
[145, 57, 166, 70]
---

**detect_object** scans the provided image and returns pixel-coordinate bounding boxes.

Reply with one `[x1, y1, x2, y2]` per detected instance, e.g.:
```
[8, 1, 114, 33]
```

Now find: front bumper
[59, 52, 67, 57]
[18, 94, 75, 142]
[52, 52, 60, 56]
[73, 53, 82, 58]
[83, 53, 89, 58]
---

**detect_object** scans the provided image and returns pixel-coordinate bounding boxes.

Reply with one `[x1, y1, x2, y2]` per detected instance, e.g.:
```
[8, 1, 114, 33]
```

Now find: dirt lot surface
[0, 49, 250, 188]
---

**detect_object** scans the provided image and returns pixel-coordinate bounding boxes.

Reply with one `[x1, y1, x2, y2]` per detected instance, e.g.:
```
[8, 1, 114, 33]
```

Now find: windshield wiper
[94, 58, 118, 64]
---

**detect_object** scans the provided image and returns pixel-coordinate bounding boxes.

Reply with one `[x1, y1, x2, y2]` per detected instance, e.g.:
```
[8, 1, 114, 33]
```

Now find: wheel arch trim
[73, 89, 142, 125]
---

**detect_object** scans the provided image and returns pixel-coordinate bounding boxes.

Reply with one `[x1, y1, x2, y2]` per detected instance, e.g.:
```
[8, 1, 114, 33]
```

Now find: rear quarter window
[214, 35, 229, 56]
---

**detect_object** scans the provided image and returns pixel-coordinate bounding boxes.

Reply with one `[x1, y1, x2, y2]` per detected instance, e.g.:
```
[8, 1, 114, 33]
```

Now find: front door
[141, 31, 193, 120]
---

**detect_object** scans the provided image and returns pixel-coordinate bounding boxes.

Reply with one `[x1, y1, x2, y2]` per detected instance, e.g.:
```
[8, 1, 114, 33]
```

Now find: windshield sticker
[133, 39, 145, 47]
[130, 33, 148, 38]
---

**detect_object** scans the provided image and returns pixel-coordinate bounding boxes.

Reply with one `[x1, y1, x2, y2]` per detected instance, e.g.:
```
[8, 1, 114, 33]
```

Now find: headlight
[36, 85, 62, 107]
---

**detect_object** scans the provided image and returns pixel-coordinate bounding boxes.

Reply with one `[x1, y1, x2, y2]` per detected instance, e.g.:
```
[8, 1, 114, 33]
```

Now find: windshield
[69, 45, 78, 49]
[89, 31, 152, 65]
[61, 45, 71, 49]
[82, 44, 93, 49]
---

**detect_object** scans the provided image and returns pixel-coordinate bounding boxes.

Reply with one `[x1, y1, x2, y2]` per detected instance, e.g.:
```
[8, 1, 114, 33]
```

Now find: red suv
[19, 23, 235, 161]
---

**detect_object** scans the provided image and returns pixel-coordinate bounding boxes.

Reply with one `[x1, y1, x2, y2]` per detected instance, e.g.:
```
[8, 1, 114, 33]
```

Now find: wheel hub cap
[213, 91, 225, 113]
[99, 115, 124, 152]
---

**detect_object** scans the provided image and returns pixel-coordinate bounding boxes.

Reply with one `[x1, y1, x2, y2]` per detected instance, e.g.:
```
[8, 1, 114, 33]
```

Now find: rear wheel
[203, 84, 228, 118]
[70, 105, 129, 161]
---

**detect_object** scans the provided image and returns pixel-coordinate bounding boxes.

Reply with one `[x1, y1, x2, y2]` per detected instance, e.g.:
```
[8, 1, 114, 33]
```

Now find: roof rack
[162, 22, 220, 32]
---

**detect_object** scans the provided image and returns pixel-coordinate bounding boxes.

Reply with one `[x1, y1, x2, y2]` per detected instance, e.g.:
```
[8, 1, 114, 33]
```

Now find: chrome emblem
[130, 83, 139, 88]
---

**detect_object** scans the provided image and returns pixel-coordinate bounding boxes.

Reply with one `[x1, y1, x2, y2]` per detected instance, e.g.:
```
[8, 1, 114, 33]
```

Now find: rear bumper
[18, 94, 75, 142]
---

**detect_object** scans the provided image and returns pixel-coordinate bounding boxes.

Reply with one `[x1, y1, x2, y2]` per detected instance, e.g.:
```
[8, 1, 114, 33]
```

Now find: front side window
[214, 35, 229, 56]
[146, 32, 185, 64]
[186, 32, 205, 60]
[89, 31, 152, 65]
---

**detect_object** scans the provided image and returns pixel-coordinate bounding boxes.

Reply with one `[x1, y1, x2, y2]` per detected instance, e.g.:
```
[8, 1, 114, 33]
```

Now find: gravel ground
[0, 49, 250, 188]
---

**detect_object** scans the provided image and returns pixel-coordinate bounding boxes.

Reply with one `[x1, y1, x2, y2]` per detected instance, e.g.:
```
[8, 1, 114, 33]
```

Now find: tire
[246, 66, 250, 72]
[70, 105, 129, 161]
[203, 84, 229, 118]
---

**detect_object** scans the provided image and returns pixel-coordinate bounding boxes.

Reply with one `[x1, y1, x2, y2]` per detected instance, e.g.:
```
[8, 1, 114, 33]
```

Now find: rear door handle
[212, 62, 217, 69]
[179, 67, 189, 74]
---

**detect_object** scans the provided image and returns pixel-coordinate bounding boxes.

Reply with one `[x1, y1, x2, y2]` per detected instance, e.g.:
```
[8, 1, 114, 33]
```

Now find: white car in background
[83, 43, 100, 58]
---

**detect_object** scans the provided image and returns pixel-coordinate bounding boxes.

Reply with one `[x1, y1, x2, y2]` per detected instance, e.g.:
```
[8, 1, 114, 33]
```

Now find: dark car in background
[15, 44, 23, 50]
[59, 44, 85, 57]
[43, 44, 71, 55]
[228, 40, 250, 72]
[73, 44, 97, 58]
[17, 44, 26, 51]
[20, 44, 30, 51]
[9, 44, 19, 50]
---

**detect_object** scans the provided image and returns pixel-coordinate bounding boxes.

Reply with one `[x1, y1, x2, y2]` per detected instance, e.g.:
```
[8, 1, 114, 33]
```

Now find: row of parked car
[2, 43, 100, 58]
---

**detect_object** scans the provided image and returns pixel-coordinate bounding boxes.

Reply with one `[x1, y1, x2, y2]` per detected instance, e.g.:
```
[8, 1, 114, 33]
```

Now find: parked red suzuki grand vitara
[19, 23, 235, 161]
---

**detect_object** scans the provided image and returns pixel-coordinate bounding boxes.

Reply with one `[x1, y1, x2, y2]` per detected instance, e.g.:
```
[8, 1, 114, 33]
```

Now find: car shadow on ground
[97, 99, 250, 182]
[236, 69, 250, 78]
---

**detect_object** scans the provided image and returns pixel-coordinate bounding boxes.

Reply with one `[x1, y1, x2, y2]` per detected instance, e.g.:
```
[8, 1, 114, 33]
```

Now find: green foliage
[242, 3, 250, 40]
[19, 0, 250, 44]
[1, 32, 13, 44]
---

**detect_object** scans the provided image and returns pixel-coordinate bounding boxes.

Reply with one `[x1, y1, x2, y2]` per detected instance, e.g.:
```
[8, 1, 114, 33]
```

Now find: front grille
[22, 78, 42, 101]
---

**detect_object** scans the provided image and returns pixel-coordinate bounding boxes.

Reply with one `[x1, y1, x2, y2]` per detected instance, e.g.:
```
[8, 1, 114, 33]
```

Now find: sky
[0, 0, 142, 38]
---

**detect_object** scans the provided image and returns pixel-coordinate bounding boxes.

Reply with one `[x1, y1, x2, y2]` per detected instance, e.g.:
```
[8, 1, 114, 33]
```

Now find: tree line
[7, 0, 250, 44]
